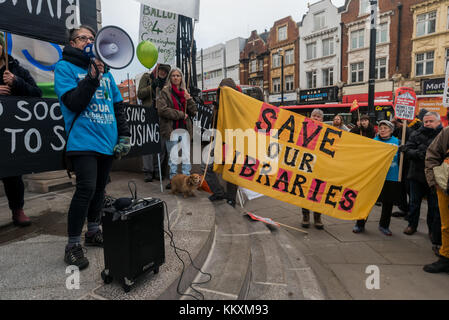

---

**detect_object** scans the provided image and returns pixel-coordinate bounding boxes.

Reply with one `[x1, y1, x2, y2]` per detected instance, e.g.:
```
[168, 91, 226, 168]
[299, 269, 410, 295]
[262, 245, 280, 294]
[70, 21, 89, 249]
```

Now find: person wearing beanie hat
[353, 119, 400, 236]
[138, 63, 171, 182]
[1, 32, 42, 228]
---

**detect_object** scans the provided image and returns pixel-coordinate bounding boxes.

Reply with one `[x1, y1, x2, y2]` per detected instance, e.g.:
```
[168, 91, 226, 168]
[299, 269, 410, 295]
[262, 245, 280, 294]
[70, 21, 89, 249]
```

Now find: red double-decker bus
[201, 85, 264, 105]
[281, 101, 394, 127]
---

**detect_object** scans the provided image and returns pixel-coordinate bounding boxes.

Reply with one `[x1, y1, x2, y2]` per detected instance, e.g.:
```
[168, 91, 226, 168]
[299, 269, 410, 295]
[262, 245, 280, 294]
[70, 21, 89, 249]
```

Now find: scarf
[62, 46, 90, 69]
[171, 83, 187, 129]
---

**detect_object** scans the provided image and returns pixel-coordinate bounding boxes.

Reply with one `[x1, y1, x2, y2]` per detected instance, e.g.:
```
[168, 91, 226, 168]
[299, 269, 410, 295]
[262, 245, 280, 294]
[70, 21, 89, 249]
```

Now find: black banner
[299, 86, 339, 104]
[0, 97, 160, 178]
[0, 0, 97, 45]
[422, 78, 445, 95]
[192, 103, 214, 132]
[124, 104, 161, 158]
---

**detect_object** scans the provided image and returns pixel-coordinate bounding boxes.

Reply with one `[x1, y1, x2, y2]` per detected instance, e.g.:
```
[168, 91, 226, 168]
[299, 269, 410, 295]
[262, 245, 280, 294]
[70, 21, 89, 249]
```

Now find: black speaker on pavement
[101, 198, 165, 293]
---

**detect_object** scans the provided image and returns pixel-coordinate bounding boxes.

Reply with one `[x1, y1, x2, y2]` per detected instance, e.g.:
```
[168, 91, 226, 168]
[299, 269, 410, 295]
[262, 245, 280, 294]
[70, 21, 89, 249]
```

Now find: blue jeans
[165, 132, 191, 179]
[408, 180, 439, 231]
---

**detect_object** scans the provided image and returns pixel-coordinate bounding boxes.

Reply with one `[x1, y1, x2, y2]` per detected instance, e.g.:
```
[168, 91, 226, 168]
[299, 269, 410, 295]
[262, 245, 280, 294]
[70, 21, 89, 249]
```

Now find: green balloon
[136, 41, 158, 69]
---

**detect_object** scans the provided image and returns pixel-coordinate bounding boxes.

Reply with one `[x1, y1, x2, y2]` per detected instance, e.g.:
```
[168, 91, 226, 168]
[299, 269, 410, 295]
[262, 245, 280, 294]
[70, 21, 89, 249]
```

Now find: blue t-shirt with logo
[374, 135, 399, 182]
[54, 60, 123, 155]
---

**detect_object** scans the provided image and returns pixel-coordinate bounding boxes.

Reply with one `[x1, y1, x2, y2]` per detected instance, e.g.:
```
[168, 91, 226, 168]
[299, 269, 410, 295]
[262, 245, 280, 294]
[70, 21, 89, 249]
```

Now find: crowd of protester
[1, 25, 448, 275]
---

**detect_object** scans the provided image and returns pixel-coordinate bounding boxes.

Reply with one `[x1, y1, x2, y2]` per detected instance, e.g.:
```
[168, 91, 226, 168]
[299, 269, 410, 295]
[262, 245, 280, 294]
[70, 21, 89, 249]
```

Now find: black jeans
[67, 155, 113, 238]
[408, 180, 440, 231]
[357, 180, 398, 229]
[1, 176, 25, 211]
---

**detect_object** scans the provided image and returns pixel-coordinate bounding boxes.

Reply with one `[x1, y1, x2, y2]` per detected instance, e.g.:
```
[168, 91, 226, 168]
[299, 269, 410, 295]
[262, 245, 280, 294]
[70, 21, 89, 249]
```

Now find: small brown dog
[170, 173, 202, 197]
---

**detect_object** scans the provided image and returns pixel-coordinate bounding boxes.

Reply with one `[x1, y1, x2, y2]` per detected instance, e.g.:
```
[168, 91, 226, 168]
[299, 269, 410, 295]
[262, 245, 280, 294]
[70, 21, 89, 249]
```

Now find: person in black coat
[350, 114, 376, 138]
[0, 33, 42, 227]
[402, 111, 442, 244]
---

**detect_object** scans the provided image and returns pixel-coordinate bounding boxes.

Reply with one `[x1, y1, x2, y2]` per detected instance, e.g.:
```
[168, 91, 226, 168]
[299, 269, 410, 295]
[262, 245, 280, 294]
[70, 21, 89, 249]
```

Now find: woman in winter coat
[350, 114, 376, 138]
[353, 120, 399, 236]
[0, 33, 42, 227]
[156, 67, 197, 189]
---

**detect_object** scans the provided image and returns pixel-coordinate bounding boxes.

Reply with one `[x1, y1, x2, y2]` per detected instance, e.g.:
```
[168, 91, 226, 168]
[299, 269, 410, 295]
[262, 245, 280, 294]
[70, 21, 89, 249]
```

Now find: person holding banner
[203, 78, 241, 207]
[423, 126, 449, 273]
[402, 112, 442, 243]
[301, 109, 325, 230]
[157, 67, 197, 189]
[0, 32, 42, 226]
[54, 25, 131, 270]
[353, 120, 399, 236]
[138, 63, 171, 182]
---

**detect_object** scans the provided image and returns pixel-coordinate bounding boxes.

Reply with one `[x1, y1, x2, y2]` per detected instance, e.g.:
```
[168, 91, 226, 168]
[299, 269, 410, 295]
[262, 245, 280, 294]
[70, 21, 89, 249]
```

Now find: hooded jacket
[0, 55, 42, 97]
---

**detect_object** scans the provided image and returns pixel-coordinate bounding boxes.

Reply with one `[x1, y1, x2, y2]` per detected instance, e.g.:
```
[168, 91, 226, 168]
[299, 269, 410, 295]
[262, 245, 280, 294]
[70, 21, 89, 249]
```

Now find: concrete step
[183, 202, 252, 300]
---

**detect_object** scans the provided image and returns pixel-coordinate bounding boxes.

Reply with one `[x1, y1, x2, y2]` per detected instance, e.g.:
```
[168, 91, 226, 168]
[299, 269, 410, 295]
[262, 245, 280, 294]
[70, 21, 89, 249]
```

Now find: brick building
[267, 16, 300, 106]
[239, 30, 270, 99]
[340, 0, 420, 105]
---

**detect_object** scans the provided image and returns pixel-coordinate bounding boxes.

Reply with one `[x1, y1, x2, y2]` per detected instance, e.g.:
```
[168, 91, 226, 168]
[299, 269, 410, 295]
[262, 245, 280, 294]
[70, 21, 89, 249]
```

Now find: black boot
[423, 256, 449, 273]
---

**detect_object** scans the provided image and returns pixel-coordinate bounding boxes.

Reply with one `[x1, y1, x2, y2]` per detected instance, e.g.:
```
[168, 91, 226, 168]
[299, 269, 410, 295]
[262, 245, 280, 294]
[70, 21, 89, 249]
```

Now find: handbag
[62, 112, 81, 178]
[433, 156, 449, 192]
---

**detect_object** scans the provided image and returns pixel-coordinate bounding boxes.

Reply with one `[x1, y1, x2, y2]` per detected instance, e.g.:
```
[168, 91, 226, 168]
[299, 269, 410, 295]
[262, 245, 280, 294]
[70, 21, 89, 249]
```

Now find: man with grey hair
[301, 109, 325, 229]
[402, 111, 442, 253]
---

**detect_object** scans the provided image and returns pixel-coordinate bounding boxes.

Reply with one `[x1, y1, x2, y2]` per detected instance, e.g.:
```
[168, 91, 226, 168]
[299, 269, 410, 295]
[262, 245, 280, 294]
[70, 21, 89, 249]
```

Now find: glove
[113, 136, 131, 160]
[398, 145, 406, 153]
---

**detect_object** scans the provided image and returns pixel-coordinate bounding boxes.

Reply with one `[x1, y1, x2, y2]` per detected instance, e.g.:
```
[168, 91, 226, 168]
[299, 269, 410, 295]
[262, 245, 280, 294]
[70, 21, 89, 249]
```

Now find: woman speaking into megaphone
[54, 25, 131, 270]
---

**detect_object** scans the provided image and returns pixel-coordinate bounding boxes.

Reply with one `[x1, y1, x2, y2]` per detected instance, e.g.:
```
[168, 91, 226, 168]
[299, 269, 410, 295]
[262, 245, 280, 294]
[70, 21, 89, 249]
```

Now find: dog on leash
[170, 173, 202, 198]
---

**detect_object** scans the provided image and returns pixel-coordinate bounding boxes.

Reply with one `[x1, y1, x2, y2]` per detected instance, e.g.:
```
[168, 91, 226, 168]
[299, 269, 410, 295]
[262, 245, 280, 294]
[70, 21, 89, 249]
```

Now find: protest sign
[394, 87, 417, 121]
[0, 0, 97, 45]
[214, 88, 397, 221]
[0, 97, 160, 178]
[139, 5, 178, 66]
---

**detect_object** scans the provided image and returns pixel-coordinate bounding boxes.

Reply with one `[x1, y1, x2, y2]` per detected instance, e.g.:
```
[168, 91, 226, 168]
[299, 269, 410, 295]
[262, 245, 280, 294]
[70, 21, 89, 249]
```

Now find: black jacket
[404, 124, 443, 184]
[0, 55, 42, 97]
[60, 46, 129, 137]
[350, 124, 376, 138]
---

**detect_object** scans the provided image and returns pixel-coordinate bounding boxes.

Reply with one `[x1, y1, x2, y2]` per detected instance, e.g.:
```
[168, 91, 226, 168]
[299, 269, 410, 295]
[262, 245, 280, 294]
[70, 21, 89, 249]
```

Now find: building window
[350, 62, 364, 83]
[322, 38, 334, 57]
[272, 53, 281, 68]
[314, 11, 326, 31]
[376, 23, 388, 44]
[375, 58, 387, 79]
[273, 78, 281, 93]
[416, 51, 434, 76]
[417, 11, 436, 37]
[351, 29, 364, 50]
[285, 49, 294, 65]
[250, 60, 257, 73]
[306, 42, 317, 60]
[322, 67, 334, 86]
[447, 7, 449, 30]
[306, 70, 317, 89]
[285, 75, 294, 92]
[258, 59, 264, 72]
[278, 26, 287, 42]
[360, 0, 371, 15]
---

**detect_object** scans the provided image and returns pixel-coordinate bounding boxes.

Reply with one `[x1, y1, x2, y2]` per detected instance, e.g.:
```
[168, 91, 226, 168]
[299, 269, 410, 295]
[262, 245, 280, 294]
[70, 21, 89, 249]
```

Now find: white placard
[135, 0, 200, 21]
[139, 5, 179, 67]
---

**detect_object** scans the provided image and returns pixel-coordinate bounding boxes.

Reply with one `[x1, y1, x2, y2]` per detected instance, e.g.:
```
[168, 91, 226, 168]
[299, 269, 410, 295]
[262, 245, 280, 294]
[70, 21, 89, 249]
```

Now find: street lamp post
[368, 0, 378, 123]
[278, 48, 284, 105]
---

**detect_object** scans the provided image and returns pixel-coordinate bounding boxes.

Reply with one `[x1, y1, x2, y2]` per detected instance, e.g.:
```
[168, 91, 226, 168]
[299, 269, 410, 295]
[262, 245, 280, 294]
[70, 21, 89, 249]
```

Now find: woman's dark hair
[67, 25, 96, 42]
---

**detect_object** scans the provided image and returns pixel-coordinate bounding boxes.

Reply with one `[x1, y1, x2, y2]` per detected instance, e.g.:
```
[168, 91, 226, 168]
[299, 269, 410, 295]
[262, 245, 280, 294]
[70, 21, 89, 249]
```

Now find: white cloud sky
[101, 0, 346, 82]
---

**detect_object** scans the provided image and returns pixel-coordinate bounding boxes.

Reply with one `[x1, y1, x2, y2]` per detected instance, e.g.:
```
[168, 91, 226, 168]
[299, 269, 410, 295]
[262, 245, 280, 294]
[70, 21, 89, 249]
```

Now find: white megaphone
[84, 25, 134, 69]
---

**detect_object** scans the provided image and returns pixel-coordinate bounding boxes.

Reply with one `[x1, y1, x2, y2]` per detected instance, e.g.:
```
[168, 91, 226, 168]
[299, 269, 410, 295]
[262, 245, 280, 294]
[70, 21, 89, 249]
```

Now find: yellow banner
[214, 87, 397, 220]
